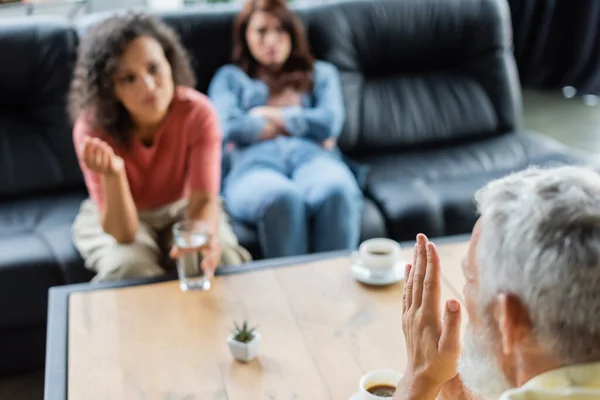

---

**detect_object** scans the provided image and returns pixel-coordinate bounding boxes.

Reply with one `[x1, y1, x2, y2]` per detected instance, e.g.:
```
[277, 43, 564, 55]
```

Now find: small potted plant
[228, 320, 261, 363]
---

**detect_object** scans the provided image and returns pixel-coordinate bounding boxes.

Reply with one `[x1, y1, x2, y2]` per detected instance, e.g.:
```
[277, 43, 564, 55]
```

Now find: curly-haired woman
[208, 0, 364, 258]
[69, 12, 250, 283]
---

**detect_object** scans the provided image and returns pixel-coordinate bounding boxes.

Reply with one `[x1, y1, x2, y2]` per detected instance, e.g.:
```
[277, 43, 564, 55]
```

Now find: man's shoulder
[498, 362, 600, 400]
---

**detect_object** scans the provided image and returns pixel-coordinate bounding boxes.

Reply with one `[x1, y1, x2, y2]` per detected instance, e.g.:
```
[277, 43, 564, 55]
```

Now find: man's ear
[495, 293, 533, 355]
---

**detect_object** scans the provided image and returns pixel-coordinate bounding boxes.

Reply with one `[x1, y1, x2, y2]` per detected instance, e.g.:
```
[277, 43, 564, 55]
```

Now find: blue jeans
[224, 137, 363, 258]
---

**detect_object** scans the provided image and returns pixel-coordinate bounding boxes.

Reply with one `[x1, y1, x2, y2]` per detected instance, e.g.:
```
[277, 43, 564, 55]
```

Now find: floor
[0, 370, 44, 400]
[0, 89, 598, 400]
[522, 90, 600, 153]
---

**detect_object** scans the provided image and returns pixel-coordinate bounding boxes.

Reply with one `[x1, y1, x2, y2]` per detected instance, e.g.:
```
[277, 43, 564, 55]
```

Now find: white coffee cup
[358, 238, 402, 272]
[358, 369, 402, 399]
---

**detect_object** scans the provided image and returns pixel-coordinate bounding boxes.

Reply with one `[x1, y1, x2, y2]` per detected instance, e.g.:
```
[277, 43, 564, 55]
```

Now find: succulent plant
[232, 320, 257, 343]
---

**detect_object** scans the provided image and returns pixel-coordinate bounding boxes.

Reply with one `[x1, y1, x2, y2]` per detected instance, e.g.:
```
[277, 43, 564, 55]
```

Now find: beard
[457, 326, 512, 400]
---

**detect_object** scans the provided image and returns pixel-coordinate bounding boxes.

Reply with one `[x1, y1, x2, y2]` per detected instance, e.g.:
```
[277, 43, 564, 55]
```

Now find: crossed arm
[208, 63, 344, 147]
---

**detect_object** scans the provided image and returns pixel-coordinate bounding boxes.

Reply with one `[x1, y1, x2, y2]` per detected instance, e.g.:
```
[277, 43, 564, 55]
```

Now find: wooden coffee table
[44, 235, 470, 400]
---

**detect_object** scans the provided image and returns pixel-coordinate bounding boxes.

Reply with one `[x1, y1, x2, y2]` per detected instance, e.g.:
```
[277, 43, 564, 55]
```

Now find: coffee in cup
[366, 383, 396, 397]
[358, 369, 402, 399]
[367, 249, 393, 256]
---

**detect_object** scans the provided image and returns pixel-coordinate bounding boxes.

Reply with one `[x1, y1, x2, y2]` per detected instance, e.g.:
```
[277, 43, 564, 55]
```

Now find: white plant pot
[228, 332, 261, 363]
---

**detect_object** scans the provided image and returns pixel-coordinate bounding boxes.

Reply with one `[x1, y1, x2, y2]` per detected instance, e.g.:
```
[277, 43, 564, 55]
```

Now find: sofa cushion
[362, 131, 585, 241]
[359, 197, 387, 241]
[0, 192, 89, 329]
[230, 220, 260, 261]
[0, 16, 82, 200]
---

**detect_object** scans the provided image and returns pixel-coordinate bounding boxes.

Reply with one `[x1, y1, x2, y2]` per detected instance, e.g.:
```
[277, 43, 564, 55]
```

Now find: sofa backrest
[78, 0, 523, 156]
[0, 16, 82, 200]
[300, 0, 523, 155]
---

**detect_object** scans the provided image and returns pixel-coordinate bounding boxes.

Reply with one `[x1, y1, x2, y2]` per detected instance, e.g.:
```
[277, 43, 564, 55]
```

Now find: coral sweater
[73, 86, 222, 211]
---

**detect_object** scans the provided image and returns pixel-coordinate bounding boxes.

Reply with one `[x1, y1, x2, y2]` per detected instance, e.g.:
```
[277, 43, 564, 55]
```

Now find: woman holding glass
[69, 13, 250, 283]
[208, 0, 364, 258]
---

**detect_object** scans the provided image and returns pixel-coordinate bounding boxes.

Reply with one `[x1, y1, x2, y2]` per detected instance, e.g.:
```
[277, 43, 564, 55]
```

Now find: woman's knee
[258, 186, 305, 221]
[93, 245, 163, 282]
[313, 180, 363, 211]
[257, 187, 309, 257]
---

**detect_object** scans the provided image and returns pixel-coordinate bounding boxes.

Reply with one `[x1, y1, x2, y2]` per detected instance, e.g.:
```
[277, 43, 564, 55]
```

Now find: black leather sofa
[0, 0, 592, 375]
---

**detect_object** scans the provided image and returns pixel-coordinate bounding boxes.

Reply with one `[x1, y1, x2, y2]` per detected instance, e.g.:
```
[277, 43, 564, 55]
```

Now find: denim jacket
[207, 60, 345, 147]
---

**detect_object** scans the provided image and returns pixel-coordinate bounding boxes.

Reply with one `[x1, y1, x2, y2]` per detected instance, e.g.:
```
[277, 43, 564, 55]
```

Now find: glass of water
[172, 219, 210, 291]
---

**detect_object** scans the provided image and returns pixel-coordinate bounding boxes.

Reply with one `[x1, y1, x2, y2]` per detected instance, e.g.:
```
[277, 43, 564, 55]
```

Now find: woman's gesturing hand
[81, 137, 124, 177]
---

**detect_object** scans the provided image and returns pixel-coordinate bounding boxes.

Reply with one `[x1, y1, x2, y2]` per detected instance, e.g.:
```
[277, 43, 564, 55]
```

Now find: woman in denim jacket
[208, 0, 363, 258]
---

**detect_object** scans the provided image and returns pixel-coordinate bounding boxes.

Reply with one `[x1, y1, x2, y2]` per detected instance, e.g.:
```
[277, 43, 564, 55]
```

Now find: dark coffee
[367, 384, 396, 397]
[368, 249, 392, 256]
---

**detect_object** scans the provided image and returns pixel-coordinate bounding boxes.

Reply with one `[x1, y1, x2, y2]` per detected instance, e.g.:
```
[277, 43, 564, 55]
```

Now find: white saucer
[350, 255, 406, 286]
[349, 393, 361, 400]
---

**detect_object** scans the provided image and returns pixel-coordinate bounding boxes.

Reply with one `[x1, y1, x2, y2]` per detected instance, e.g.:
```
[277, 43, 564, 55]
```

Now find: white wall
[88, 0, 185, 13]
[0, 0, 149, 19]
[145, 0, 183, 10]
[88, 0, 145, 12]
[0, 2, 75, 18]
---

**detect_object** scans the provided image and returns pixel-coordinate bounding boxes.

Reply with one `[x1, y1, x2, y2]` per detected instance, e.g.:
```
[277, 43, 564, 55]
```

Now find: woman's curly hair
[68, 12, 196, 146]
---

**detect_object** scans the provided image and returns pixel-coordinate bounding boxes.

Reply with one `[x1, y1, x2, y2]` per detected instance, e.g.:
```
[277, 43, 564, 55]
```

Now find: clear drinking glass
[172, 219, 210, 291]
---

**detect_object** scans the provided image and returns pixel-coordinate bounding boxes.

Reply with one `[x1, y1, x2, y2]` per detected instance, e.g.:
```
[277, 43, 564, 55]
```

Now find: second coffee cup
[358, 238, 402, 273]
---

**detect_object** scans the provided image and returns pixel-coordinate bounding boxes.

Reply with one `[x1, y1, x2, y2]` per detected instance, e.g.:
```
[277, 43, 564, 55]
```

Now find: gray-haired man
[396, 166, 600, 400]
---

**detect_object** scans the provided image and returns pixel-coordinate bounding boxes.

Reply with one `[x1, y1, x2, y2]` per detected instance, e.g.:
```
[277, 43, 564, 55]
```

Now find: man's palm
[402, 235, 462, 388]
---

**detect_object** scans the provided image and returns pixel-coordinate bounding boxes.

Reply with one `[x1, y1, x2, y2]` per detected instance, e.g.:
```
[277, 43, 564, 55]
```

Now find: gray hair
[474, 165, 600, 363]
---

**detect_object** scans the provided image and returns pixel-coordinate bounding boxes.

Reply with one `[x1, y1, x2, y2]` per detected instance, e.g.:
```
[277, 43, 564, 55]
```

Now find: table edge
[43, 233, 470, 400]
